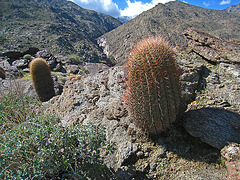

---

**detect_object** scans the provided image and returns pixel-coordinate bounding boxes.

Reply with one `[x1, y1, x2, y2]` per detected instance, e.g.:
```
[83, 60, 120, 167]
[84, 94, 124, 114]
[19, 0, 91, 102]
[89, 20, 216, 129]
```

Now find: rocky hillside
[224, 3, 240, 14]
[1, 27, 239, 179]
[0, 0, 121, 63]
[98, 1, 240, 64]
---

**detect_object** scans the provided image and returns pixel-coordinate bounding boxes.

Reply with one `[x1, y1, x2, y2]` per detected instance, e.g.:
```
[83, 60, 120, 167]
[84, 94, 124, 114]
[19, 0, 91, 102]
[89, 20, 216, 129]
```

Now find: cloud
[203, 1, 210, 7]
[70, 0, 175, 18]
[70, 0, 121, 17]
[220, 0, 231, 5]
[120, 0, 175, 17]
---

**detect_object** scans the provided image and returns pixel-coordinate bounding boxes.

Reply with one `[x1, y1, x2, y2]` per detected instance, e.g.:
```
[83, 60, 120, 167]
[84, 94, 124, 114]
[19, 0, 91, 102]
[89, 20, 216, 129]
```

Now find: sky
[69, 0, 240, 18]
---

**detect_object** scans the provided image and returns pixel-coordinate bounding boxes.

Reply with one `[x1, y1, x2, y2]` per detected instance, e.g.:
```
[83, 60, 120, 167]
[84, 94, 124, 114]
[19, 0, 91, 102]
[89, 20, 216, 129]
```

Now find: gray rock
[2, 50, 23, 60]
[183, 108, 240, 149]
[183, 28, 240, 64]
[118, 142, 139, 166]
[36, 50, 57, 69]
[114, 165, 137, 180]
[0, 59, 22, 78]
[42, 63, 207, 170]
[65, 64, 80, 74]
[12, 59, 29, 69]
[219, 63, 240, 79]
[83, 62, 110, 75]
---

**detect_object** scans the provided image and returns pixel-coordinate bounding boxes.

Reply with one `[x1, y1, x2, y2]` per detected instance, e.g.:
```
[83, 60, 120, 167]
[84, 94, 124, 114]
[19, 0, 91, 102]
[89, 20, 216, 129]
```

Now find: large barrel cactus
[0, 66, 6, 79]
[125, 37, 181, 136]
[30, 58, 55, 102]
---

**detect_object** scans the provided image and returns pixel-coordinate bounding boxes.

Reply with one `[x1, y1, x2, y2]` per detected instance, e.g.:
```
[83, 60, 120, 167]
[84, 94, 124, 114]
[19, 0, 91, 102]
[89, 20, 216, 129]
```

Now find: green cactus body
[30, 58, 55, 102]
[0, 66, 6, 79]
[125, 37, 181, 136]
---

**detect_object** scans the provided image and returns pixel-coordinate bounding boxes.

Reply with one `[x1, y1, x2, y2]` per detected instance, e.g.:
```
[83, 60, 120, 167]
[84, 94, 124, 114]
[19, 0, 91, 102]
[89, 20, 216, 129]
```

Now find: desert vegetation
[0, 81, 112, 179]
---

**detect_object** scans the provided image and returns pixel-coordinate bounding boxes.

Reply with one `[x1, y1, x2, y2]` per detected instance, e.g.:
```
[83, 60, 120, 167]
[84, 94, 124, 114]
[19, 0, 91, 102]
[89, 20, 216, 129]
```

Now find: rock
[2, 51, 23, 60]
[0, 59, 22, 78]
[105, 102, 127, 120]
[52, 75, 63, 96]
[83, 62, 110, 75]
[221, 143, 240, 162]
[22, 47, 39, 56]
[36, 50, 57, 69]
[221, 143, 240, 180]
[12, 59, 29, 69]
[176, 49, 204, 109]
[172, 169, 227, 180]
[182, 29, 240, 113]
[183, 28, 240, 64]
[219, 63, 240, 79]
[55, 55, 72, 65]
[65, 64, 80, 74]
[118, 142, 139, 166]
[183, 108, 240, 149]
[114, 165, 137, 180]
[225, 161, 240, 180]
[41, 61, 209, 170]
[20, 80, 37, 98]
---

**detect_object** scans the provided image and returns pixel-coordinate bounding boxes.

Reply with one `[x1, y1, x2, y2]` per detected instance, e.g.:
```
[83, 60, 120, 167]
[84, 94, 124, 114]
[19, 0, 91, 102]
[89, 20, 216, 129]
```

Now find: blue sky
[69, 0, 240, 17]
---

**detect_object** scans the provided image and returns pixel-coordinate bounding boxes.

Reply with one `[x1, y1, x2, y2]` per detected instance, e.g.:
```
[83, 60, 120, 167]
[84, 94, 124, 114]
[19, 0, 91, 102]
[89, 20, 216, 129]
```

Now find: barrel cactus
[0, 66, 6, 79]
[30, 58, 55, 102]
[125, 37, 181, 136]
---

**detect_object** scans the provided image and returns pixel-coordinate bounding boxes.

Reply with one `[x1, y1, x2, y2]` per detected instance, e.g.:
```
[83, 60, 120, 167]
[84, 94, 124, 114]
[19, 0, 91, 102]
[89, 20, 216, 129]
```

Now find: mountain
[224, 3, 240, 14]
[117, 16, 132, 23]
[98, 1, 240, 65]
[0, 0, 122, 63]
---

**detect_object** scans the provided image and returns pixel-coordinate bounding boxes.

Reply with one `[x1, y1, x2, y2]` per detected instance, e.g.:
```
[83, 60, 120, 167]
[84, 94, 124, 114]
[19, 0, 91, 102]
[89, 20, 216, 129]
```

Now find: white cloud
[203, 1, 210, 7]
[70, 0, 121, 17]
[220, 0, 231, 5]
[70, 0, 175, 18]
[120, 0, 175, 17]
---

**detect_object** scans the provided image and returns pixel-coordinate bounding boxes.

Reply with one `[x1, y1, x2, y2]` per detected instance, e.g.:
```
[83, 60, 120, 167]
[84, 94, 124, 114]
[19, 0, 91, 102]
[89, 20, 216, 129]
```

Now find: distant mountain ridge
[0, 0, 122, 62]
[224, 3, 240, 14]
[98, 1, 240, 65]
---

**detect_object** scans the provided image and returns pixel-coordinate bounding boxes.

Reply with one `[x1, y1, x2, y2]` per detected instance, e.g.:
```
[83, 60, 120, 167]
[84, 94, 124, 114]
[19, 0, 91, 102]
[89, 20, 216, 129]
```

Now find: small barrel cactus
[30, 58, 55, 102]
[125, 37, 181, 136]
[0, 66, 6, 79]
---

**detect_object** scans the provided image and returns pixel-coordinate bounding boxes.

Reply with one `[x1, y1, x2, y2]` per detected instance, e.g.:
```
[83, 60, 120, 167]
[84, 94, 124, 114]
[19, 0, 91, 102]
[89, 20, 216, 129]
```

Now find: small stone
[136, 151, 144, 158]
[144, 152, 149, 157]
[219, 101, 231, 107]
[207, 100, 215, 105]
[218, 84, 225, 88]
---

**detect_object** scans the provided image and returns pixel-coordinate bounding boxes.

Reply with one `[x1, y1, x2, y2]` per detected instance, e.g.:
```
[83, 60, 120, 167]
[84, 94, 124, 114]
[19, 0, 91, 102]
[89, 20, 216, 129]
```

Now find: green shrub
[67, 54, 83, 65]
[0, 91, 40, 134]
[0, 115, 110, 179]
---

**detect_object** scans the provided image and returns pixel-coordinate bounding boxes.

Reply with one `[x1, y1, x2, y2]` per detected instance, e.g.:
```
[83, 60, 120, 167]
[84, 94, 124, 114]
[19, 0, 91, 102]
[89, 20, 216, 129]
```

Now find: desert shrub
[67, 54, 83, 65]
[0, 115, 110, 179]
[0, 90, 40, 134]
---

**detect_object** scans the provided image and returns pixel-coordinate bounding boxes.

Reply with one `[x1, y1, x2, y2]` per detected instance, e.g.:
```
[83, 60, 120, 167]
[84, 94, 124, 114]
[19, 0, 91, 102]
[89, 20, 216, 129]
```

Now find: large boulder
[183, 108, 240, 150]
[184, 28, 240, 64]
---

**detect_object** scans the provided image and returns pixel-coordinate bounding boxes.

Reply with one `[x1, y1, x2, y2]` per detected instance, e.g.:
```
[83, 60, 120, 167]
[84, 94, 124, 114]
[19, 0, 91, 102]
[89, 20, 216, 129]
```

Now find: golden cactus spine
[30, 58, 55, 102]
[125, 37, 181, 136]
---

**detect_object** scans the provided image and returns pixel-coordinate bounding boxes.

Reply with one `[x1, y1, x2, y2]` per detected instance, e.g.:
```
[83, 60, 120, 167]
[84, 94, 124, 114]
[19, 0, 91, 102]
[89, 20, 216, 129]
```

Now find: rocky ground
[0, 28, 239, 179]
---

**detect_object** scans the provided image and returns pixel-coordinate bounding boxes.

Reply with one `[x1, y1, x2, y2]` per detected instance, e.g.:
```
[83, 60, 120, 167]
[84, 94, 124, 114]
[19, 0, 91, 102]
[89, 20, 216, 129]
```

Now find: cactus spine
[30, 58, 55, 102]
[125, 37, 181, 136]
[0, 66, 6, 79]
